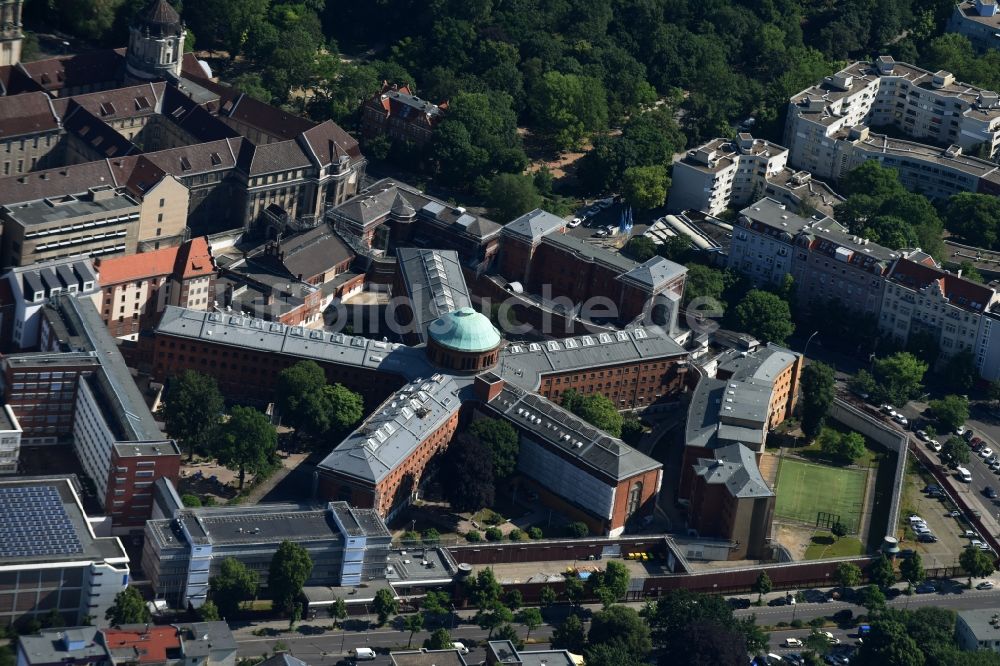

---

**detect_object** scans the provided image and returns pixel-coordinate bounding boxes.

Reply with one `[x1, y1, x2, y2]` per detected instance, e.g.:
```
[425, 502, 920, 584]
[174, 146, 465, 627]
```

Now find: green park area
[774, 458, 868, 533]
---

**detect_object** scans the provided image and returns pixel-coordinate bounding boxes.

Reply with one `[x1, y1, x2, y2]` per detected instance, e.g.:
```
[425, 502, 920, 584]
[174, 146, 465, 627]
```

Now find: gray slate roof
[501, 208, 565, 242]
[693, 443, 773, 499]
[540, 232, 636, 272]
[498, 325, 687, 392]
[397, 248, 471, 343]
[484, 383, 661, 482]
[318, 374, 472, 483]
[155, 306, 433, 380]
[619, 256, 688, 291]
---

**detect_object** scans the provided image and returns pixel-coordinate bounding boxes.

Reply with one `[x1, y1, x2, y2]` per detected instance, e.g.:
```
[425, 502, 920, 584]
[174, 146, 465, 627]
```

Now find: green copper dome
[428, 307, 502, 353]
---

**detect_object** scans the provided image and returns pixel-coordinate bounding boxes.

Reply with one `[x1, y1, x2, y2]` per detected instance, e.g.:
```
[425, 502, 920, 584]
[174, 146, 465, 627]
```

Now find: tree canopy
[561, 390, 623, 437]
[214, 406, 277, 489]
[162, 370, 224, 460]
[801, 362, 836, 438]
[943, 192, 1000, 250]
[929, 395, 970, 432]
[268, 540, 313, 614]
[209, 557, 259, 619]
[731, 289, 795, 344]
[442, 433, 495, 511]
[872, 353, 927, 406]
[467, 418, 520, 479]
[106, 587, 151, 625]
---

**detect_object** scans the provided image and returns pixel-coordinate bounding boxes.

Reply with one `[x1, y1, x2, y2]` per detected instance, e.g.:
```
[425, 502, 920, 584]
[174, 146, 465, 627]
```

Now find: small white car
[908, 515, 925, 524]
[929, 440, 942, 452]
[818, 631, 840, 644]
[784, 637, 803, 648]
[893, 413, 909, 427]
[972, 540, 987, 549]
[451, 642, 469, 655]
[916, 430, 930, 442]
[956, 426, 968, 436]
[568, 217, 583, 228]
[980, 447, 994, 458]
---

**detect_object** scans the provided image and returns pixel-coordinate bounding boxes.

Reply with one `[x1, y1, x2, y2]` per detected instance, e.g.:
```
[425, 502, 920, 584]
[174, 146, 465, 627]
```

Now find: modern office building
[948, 0, 1000, 52]
[16, 622, 238, 666]
[0, 477, 130, 629]
[92, 237, 216, 340]
[142, 501, 391, 609]
[879, 257, 1000, 381]
[730, 197, 903, 317]
[784, 57, 1000, 197]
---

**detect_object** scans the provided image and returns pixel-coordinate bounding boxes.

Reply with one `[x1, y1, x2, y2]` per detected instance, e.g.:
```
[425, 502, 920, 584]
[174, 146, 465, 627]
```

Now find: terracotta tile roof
[888, 258, 997, 313]
[18, 49, 125, 94]
[224, 93, 314, 142]
[95, 237, 215, 284]
[174, 237, 215, 279]
[52, 81, 165, 123]
[101, 626, 180, 663]
[95, 244, 178, 284]
[0, 91, 59, 138]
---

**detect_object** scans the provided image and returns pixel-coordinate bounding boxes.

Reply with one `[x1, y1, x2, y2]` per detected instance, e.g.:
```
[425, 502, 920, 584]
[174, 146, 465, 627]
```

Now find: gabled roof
[17, 49, 125, 94]
[245, 140, 312, 176]
[174, 237, 215, 279]
[887, 257, 996, 313]
[0, 91, 59, 138]
[299, 119, 363, 165]
[266, 225, 354, 280]
[95, 238, 214, 285]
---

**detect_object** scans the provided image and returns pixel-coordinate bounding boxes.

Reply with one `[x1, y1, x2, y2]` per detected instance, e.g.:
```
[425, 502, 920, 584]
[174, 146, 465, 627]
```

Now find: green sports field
[774, 458, 868, 532]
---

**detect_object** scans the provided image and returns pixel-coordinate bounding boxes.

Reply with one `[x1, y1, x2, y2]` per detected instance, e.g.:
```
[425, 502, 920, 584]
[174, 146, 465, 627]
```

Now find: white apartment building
[948, 0, 1000, 52]
[785, 57, 1000, 197]
[669, 135, 844, 217]
[730, 197, 904, 316]
[879, 257, 1000, 381]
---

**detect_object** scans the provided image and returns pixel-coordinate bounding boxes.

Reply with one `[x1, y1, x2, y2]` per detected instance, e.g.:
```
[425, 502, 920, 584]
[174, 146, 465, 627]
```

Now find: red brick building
[106, 442, 181, 528]
[92, 237, 217, 340]
[360, 82, 446, 146]
[498, 209, 687, 329]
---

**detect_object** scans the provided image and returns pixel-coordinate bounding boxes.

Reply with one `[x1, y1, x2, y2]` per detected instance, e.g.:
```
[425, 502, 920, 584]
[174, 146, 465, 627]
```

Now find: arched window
[626, 481, 643, 518]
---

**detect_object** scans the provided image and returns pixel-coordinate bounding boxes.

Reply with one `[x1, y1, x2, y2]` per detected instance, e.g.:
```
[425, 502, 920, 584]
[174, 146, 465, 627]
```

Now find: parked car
[965, 430, 976, 442]
[916, 582, 937, 593]
[918, 533, 939, 543]
[956, 425, 968, 436]
[882, 404, 897, 414]
[964, 530, 978, 538]
[818, 631, 840, 644]
[977, 581, 995, 590]
[949, 510, 962, 518]
[972, 540, 988, 549]
[985, 487, 998, 499]
[930, 440, 942, 452]
[980, 448, 994, 459]
[784, 638, 804, 648]
[987, 456, 998, 466]
[893, 413, 909, 427]
[977, 542, 992, 552]
[916, 430, 930, 442]
[923, 484, 942, 494]
[728, 597, 752, 609]
[585, 206, 601, 217]
[785, 654, 805, 666]
[991, 460, 1000, 472]
[595, 229, 609, 237]
[568, 217, 583, 228]
[908, 514, 925, 523]
[973, 441, 986, 452]
[972, 437, 984, 447]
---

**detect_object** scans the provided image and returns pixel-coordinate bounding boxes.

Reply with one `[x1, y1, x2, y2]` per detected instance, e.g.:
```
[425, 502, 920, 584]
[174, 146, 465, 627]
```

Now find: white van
[348, 647, 376, 661]
[958, 466, 973, 482]
[451, 642, 469, 655]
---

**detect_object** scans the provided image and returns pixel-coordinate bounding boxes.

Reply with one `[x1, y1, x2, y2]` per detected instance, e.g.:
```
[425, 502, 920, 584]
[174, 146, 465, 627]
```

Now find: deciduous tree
[442, 433, 495, 511]
[468, 418, 520, 479]
[486, 174, 542, 224]
[162, 370, 223, 460]
[754, 571, 772, 602]
[215, 406, 277, 489]
[106, 587, 150, 625]
[960, 545, 995, 586]
[929, 395, 969, 432]
[834, 562, 862, 594]
[731, 290, 794, 344]
[268, 541, 313, 614]
[373, 588, 399, 625]
[801, 362, 836, 438]
[872, 353, 927, 406]
[403, 613, 424, 647]
[209, 557, 259, 619]
[552, 614, 586, 653]
[622, 165, 669, 211]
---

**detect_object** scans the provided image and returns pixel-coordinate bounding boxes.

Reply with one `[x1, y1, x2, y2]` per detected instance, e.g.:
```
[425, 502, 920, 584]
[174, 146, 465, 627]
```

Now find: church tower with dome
[125, 0, 186, 83]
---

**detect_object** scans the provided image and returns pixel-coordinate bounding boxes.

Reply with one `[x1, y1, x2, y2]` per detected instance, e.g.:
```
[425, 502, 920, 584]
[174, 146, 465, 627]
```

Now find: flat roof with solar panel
[0, 478, 127, 565]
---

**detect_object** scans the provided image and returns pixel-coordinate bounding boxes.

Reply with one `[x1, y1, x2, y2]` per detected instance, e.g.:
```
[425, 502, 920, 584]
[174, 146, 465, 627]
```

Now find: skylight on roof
[632, 328, 648, 339]
[546, 341, 560, 352]
[565, 338, 578, 349]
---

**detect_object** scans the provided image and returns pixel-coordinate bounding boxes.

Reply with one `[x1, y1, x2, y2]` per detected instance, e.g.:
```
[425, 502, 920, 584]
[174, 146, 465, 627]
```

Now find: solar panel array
[0, 486, 82, 558]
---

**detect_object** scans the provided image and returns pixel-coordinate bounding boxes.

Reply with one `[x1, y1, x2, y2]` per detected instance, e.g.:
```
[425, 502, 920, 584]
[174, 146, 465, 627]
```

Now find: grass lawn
[775, 458, 868, 532]
[804, 531, 866, 559]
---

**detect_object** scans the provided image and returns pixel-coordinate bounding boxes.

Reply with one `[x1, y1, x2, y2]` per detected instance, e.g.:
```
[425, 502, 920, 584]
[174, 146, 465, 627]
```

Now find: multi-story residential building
[730, 197, 904, 317]
[0, 476, 129, 628]
[361, 83, 445, 147]
[669, 135, 844, 217]
[3, 257, 98, 349]
[92, 237, 216, 340]
[17, 622, 237, 666]
[142, 501, 391, 609]
[880, 257, 1000, 381]
[785, 57, 1000, 197]
[0, 404, 21, 472]
[0, 0, 366, 238]
[948, 0, 1000, 52]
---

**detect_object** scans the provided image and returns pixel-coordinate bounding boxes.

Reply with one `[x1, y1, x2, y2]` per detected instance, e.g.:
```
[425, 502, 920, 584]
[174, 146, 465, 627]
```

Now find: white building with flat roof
[948, 0, 1000, 52]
